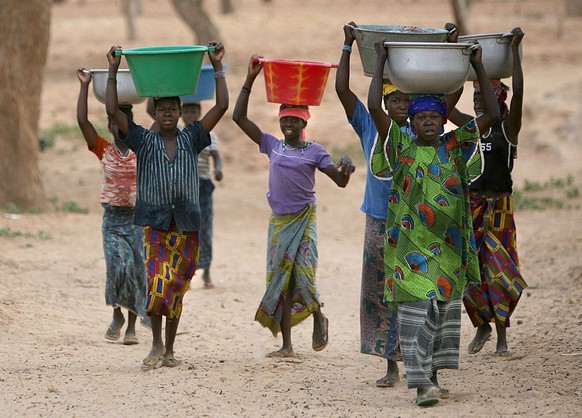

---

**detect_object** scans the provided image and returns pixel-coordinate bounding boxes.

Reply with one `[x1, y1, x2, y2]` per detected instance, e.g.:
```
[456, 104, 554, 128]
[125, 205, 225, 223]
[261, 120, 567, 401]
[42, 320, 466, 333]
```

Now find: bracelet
[106, 77, 117, 85]
[241, 86, 251, 94]
[342, 44, 352, 53]
[214, 70, 226, 79]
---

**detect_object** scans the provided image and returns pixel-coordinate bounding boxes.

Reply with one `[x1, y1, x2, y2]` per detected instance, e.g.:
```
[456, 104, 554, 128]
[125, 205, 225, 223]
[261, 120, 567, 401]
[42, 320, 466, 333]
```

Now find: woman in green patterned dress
[367, 40, 499, 407]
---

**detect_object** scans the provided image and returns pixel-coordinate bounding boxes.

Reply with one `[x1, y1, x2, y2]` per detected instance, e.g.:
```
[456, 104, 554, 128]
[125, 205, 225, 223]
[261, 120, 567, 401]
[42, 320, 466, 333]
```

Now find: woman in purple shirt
[233, 55, 355, 358]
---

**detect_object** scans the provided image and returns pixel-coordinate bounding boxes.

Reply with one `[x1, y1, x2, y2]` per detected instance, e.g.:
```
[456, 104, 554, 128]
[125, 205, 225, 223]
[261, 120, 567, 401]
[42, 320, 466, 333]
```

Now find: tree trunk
[0, 0, 51, 211]
[220, 0, 234, 14]
[451, 0, 470, 36]
[170, 0, 220, 45]
[122, 0, 140, 40]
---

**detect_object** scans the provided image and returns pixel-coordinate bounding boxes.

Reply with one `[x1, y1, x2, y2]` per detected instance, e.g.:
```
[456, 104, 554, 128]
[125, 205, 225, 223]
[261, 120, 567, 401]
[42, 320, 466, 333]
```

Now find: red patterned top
[89, 135, 137, 207]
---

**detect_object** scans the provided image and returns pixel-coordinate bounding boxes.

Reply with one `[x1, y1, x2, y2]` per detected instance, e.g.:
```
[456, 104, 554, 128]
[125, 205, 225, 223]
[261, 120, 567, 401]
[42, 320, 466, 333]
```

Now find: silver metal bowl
[383, 42, 476, 94]
[351, 24, 449, 78]
[459, 32, 520, 80]
[89, 69, 146, 105]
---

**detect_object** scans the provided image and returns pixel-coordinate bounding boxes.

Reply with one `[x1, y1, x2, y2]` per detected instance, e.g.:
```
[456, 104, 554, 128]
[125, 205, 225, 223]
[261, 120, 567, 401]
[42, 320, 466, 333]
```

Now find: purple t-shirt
[259, 132, 335, 215]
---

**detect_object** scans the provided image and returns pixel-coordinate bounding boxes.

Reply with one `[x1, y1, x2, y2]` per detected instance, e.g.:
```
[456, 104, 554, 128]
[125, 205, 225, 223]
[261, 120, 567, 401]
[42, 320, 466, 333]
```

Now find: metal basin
[352, 24, 449, 78]
[89, 69, 146, 105]
[459, 32, 521, 80]
[384, 42, 476, 94]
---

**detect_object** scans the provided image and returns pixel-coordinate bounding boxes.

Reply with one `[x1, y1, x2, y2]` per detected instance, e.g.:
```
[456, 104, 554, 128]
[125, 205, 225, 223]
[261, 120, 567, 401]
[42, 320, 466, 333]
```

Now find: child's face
[182, 104, 201, 125]
[412, 110, 444, 142]
[279, 116, 306, 140]
[384, 91, 410, 126]
[154, 98, 181, 130]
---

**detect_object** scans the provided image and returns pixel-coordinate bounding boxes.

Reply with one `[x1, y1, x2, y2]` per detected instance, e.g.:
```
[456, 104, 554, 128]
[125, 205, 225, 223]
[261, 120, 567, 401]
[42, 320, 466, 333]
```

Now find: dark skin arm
[232, 55, 264, 145]
[76, 68, 98, 149]
[199, 41, 229, 134]
[211, 149, 223, 181]
[320, 156, 355, 188]
[471, 44, 501, 134]
[105, 45, 129, 135]
[504, 27, 524, 145]
[335, 22, 359, 119]
[367, 39, 391, 139]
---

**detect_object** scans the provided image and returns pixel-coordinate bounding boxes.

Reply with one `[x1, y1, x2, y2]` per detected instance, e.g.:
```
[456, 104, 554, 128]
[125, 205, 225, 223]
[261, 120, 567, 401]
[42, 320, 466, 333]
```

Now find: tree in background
[0, 1, 51, 211]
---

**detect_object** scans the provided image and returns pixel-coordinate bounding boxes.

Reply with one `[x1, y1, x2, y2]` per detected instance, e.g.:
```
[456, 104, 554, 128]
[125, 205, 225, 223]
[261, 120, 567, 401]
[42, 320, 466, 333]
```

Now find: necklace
[282, 140, 309, 154]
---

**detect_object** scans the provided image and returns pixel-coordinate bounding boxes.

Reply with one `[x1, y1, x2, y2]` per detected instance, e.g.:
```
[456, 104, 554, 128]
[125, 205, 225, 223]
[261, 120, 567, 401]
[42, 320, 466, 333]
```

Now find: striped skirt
[144, 225, 200, 319]
[463, 193, 527, 327]
[102, 205, 148, 322]
[360, 215, 400, 360]
[398, 299, 461, 389]
[255, 204, 321, 336]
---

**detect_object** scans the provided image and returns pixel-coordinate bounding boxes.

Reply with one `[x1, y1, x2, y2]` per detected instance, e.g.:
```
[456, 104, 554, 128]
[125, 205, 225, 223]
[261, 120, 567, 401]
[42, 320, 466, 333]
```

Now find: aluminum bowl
[459, 32, 521, 80]
[383, 42, 476, 94]
[89, 69, 146, 105]
[352, 24, 450, 77]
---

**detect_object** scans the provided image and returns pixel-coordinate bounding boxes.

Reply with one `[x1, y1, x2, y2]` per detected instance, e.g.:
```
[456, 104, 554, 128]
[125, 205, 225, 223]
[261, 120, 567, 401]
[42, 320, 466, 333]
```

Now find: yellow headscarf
[383, 82, 399, 97]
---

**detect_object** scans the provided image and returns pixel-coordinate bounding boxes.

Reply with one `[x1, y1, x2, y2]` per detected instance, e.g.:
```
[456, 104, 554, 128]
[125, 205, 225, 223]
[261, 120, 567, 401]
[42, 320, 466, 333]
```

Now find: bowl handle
[497, 32, 514, 43]
[462, 43, 481, 55]
[114, 50, 123, 56]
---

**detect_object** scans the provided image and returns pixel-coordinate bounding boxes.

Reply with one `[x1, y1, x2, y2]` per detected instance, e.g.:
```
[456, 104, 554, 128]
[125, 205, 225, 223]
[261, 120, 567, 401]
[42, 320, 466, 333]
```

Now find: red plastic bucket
[256, 58, 337, 106]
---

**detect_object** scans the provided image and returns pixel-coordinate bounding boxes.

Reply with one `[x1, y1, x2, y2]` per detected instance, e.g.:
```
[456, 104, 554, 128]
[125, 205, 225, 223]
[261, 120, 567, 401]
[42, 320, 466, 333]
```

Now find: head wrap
[383, 82, 399, 97]
[278, 104, 311, 122]
[473, 80, 509, 119]
[408, 94, 447, 123]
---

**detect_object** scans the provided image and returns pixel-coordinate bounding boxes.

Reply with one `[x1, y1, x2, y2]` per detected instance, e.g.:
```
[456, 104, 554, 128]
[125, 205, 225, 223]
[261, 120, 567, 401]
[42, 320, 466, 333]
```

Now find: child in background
[233, 55, 355, 358]
[76, 68, 148, 345]
[448, 27, 527, 356]
[105, 41, 228, 370]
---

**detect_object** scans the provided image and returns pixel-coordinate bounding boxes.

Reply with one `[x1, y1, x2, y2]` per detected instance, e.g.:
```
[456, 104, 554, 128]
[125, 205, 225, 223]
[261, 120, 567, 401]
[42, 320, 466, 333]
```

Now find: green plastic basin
[117, 45, 213, 97]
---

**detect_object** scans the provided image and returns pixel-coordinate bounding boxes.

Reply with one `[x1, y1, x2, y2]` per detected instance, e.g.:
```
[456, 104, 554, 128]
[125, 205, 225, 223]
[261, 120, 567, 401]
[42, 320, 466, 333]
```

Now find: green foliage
[513, 175, 580, 211]
[49, 196, 89, 214]
[40, 121, 109, 148]
[0, 227, 52, 240]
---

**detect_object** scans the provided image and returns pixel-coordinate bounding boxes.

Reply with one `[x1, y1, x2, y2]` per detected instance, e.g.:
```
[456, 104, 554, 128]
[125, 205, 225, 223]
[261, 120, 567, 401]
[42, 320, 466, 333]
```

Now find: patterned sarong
[398, 299, 461, 389]
[102, 205, 148, 322]
[463, 193, 527, 327]
[360, 215, 401, 360]
[255, 204, 321, 336]
[144, 225, 199, 319]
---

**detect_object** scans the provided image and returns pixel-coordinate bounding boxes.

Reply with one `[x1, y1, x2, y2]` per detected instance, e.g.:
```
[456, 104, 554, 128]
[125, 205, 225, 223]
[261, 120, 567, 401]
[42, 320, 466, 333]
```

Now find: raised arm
[335, 22, 359, 118]
[232, 55, 264, 145]
[367, 39, 392, 139]
[211, 149, 223, 181]
[472, 44, 500, 134]
[105, 45, 129, 135]
[76, 68, 98, 149]
[504, 27, 524, 145]
[320, 156, 355, 188]
[200, 41, 229, 134]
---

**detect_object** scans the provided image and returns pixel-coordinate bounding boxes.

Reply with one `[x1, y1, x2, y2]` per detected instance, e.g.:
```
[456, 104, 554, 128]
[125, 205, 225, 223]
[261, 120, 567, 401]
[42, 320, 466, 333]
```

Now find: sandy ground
[1, 0, 582, 416]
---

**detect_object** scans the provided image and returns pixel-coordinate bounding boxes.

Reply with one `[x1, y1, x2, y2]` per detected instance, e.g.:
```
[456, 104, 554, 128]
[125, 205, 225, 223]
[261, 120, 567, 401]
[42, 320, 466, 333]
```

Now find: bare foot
[468, 323, 492, 354]
[376, 373, 399, 387]
[105, 315, 125, 341]
[142, 345, 165, 371]
[266, 349, 296, 358]
[161, 354, 182, 367]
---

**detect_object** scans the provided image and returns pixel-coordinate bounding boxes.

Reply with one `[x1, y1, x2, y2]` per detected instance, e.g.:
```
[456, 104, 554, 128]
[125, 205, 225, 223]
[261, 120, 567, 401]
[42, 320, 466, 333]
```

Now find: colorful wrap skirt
[255, 204, 321, 336]
[144, 225, 199, 320]
[463, 193, 527, 327]
[360, 215, 401, 360]
[102, 205, 148, 322]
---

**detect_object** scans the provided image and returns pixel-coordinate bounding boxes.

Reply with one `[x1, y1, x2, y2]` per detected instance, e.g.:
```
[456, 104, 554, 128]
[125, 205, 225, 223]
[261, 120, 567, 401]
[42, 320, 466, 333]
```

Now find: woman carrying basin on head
[367, 37, 499, 406]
